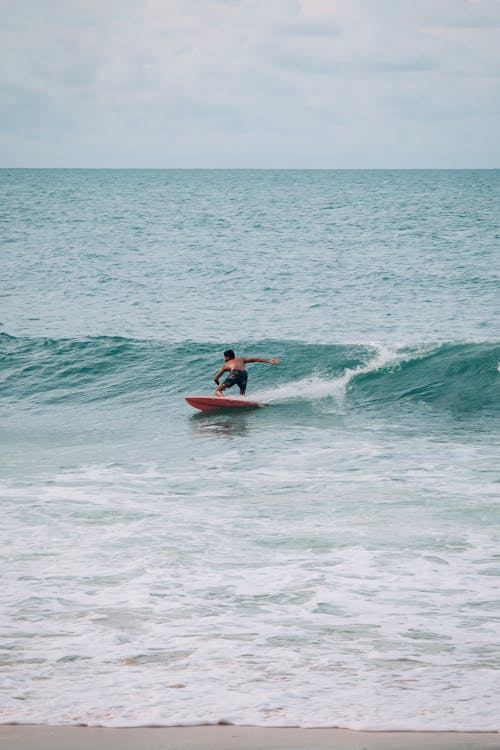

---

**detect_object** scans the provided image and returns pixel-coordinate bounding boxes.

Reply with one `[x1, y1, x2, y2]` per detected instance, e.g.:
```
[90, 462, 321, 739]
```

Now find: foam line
[253, 347, 399, 403]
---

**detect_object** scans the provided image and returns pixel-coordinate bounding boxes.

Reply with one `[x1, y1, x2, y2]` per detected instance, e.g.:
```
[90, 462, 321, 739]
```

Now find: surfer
[214, 349, 279, 397]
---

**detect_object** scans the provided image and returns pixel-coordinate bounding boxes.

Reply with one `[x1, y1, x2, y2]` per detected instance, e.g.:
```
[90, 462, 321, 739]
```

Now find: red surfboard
[185, 396, 265, 412]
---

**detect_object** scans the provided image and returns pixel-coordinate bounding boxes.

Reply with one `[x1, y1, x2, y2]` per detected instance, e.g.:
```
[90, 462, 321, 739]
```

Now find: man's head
[224, 349, 235, 361]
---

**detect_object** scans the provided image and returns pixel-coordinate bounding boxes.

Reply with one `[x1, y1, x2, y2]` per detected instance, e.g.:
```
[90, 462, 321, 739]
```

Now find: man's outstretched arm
[243, 357, 280, 365]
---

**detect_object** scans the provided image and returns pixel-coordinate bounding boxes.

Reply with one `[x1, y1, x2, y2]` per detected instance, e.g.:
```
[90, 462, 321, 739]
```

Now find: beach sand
[0, 725, 499, 750]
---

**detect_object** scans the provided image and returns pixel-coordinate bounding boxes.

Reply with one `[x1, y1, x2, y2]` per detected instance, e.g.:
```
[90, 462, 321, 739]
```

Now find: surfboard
[185, 396, 265, 412]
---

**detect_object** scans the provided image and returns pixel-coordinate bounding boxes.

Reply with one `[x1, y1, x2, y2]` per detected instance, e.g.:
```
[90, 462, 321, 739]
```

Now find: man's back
[226, 357, 246, 371]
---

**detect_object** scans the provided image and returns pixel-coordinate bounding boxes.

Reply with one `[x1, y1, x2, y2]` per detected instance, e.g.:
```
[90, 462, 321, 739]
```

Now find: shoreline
[1, 725, 499, 750]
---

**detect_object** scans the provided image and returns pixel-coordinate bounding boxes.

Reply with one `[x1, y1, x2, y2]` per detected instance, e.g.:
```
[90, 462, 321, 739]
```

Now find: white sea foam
[254, 346, 400, 404]
[2, 437, 499, 730]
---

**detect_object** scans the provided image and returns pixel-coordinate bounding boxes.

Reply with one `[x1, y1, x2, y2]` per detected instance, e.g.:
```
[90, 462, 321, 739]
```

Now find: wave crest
[1, 334, 498, 417]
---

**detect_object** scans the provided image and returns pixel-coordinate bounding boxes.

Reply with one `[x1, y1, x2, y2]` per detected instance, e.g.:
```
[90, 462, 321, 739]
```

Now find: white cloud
[0, 0, 498, 166]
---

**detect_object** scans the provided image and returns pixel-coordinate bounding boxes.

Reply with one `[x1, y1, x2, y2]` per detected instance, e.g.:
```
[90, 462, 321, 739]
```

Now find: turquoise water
[1, 169, 499, 729]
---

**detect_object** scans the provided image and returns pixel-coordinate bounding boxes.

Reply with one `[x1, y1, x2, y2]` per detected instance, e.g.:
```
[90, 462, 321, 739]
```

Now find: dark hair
[224, 349, 235, 359]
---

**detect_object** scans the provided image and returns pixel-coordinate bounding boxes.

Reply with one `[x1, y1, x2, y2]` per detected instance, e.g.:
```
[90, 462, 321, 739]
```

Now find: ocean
[1, 169, 499, 730]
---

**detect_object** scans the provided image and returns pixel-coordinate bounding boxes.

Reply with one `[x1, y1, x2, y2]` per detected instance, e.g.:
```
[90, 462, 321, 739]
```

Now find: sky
[0, 0, 499, 168]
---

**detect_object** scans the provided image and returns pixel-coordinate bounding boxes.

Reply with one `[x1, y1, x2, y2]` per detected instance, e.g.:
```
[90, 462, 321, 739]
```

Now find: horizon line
[1, 166, 499, 171]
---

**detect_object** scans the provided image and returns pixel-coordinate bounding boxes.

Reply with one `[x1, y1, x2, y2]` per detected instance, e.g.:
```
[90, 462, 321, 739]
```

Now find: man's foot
[215, 391, 225, 398]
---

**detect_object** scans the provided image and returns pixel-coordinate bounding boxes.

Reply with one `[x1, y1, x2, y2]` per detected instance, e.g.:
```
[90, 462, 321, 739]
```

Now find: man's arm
[213, 364, 228, 384]
[243, 357, 280, 365]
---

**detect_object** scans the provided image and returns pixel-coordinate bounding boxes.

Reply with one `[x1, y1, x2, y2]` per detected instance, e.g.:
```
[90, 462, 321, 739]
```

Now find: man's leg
[215, 373, 235, 397]
[238, 371, 248, 396]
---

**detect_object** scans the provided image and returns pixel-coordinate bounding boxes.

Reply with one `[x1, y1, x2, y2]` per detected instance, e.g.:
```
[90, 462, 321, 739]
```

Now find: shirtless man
[214, 349, 279, 397]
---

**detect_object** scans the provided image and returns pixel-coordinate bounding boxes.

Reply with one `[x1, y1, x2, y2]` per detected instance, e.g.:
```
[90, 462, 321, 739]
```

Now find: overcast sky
[1, 0, 499, 167]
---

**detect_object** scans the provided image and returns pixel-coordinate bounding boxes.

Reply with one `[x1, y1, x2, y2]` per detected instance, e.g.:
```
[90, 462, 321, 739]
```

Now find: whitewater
[1, 169, 499, 730]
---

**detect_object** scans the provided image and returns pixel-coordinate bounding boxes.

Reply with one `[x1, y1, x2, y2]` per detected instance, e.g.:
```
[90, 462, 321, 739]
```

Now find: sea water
[1, 169, 499, 730]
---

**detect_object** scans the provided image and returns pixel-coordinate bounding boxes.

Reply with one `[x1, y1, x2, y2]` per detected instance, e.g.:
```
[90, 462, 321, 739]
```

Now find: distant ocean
[1, 169, 499, 730]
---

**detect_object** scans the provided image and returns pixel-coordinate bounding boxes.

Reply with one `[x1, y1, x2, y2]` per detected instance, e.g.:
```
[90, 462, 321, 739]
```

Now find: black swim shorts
[222, 369, 248, 395]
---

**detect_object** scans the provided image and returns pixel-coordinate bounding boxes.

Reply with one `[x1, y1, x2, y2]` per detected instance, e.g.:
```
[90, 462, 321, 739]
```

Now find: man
[214, 349, 279, 397]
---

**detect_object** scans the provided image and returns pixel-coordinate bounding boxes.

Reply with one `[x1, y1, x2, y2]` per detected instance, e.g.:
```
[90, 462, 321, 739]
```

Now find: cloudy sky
[1, 0, 499, 167]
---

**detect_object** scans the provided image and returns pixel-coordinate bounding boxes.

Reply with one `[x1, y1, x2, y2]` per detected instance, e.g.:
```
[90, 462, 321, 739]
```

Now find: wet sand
[0, 725, 499, 750]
